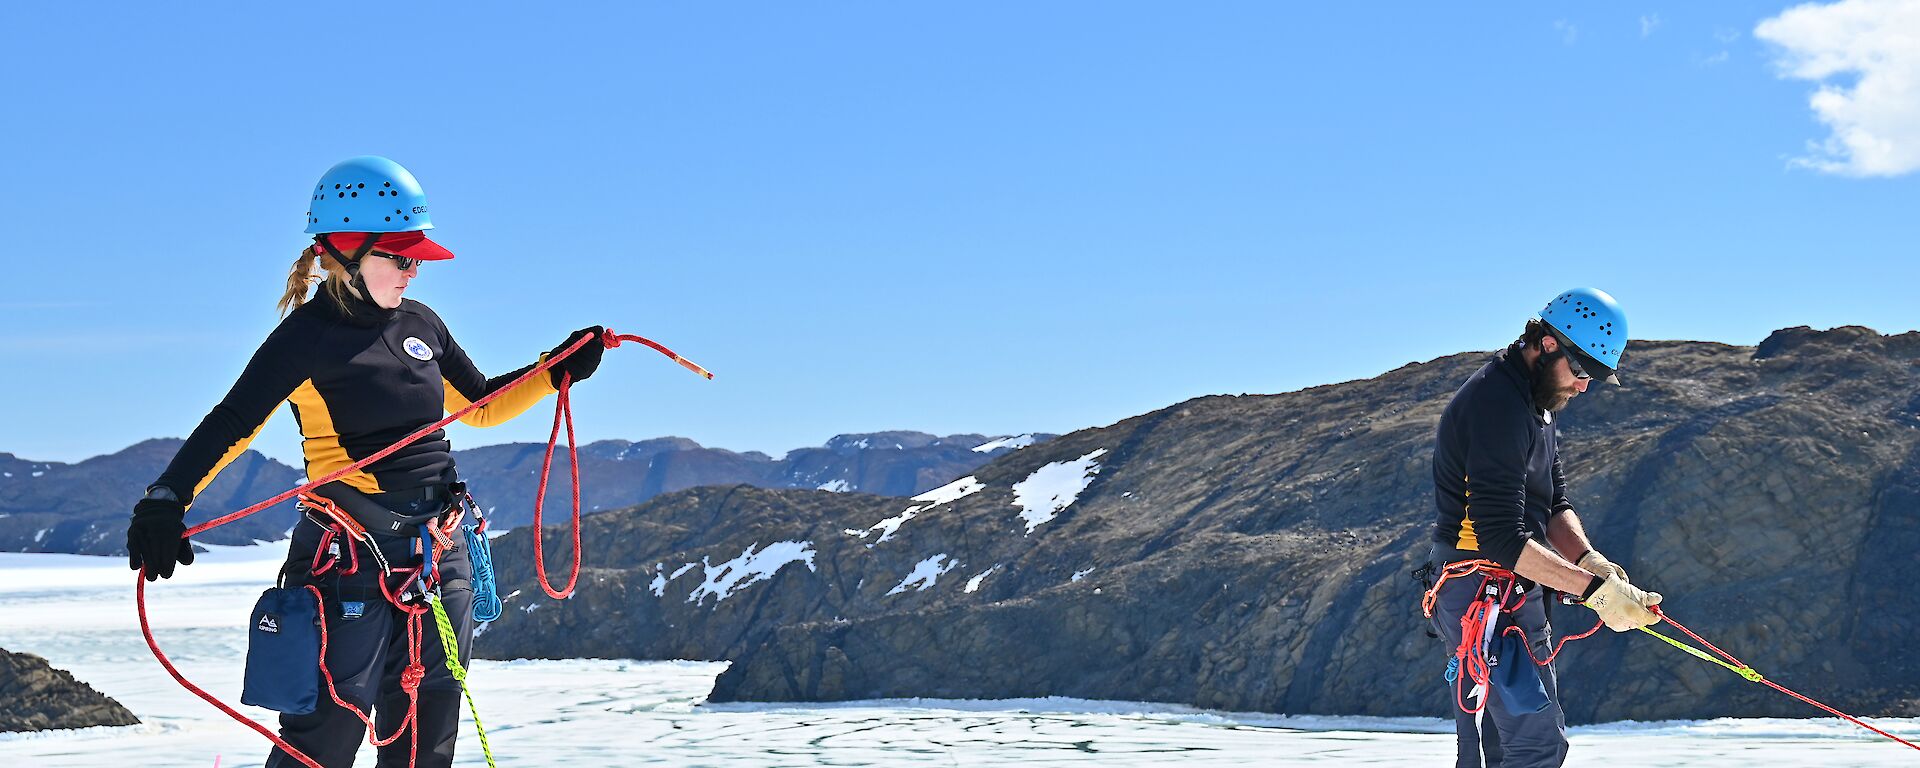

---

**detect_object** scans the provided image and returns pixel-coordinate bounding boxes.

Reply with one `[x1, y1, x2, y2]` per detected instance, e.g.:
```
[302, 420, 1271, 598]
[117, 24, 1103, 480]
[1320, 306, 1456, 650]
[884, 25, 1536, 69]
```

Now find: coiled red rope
[137, 327, 709, 767]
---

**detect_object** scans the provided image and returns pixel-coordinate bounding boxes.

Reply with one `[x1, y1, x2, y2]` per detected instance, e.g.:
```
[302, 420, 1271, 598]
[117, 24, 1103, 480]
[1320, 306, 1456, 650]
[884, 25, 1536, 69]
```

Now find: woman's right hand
[128, 492, 194, 581]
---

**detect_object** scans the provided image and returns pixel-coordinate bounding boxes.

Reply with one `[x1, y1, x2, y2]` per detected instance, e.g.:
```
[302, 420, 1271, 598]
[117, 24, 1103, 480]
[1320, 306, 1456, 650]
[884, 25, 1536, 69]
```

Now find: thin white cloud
[1554, 19, 1580, 45]
[1755, 0, 1920, 176]
[1641, 14, 1663, 38]
[1701, 50, 1731, 67]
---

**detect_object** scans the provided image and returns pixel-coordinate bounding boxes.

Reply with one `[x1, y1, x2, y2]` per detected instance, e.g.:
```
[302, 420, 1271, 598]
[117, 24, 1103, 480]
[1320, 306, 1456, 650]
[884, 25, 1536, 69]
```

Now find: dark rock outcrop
[0, 648, 138, 732]
[475, 327, 1920, 724]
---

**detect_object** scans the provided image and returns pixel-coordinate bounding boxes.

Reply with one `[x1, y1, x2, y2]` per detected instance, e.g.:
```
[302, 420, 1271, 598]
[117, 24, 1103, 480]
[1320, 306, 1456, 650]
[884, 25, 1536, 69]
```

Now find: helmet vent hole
[385, 216, 392, 222]
[350, 192, 357, 197]
[404, 216, 410, 221]
[342, 217, 350, 222]
[337, 192, 345, 198]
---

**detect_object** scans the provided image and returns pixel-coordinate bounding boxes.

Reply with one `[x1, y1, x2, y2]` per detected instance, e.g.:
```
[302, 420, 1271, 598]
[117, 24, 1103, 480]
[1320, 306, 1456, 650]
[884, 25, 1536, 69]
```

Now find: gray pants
[1430, 569, 1569, 768]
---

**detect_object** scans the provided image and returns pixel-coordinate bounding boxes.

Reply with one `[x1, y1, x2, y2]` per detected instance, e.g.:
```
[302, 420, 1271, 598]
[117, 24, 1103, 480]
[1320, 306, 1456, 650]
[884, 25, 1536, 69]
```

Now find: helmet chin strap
[314, 234, 383, 301]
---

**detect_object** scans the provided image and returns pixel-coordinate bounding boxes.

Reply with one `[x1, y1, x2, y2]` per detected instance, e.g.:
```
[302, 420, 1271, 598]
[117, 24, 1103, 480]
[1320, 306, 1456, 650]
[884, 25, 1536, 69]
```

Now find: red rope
[138, 327, 710, 766]
[1509, 617, 1605, 667]
[531, 377, 582, 599]
[1652, 607, 1920, 752]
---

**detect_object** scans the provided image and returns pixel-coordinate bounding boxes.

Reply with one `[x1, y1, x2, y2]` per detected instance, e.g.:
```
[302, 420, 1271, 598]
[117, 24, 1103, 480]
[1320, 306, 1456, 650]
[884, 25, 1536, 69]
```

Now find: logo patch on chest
[257, 613, 280, 634]
[402, 336, 434, 361]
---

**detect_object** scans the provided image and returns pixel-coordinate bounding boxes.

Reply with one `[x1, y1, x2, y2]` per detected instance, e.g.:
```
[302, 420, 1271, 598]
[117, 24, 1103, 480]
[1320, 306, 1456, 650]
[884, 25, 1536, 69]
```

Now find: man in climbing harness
[1423, 288, 1664, 768]
[125, 156, 604, 768]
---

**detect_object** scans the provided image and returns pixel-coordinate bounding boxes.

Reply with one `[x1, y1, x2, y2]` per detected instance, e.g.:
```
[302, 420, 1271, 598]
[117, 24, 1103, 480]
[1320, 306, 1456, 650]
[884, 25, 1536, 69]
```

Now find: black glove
[547, 326, 605, 387]
[128, 495, 194, 581]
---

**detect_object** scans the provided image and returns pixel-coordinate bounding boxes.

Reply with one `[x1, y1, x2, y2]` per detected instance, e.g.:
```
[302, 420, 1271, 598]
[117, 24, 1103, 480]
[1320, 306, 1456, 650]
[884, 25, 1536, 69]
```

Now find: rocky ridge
[474, 327, 1920, 724]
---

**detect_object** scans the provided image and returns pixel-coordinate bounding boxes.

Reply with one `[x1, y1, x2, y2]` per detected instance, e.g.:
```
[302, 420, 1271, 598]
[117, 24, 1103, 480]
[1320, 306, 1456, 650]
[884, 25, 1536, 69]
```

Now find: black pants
[264, 498, 476, 768]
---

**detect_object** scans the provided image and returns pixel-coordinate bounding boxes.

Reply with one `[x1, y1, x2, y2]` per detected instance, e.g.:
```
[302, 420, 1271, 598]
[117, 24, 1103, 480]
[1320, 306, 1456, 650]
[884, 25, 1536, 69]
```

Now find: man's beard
[1533, 354, 1576, 412]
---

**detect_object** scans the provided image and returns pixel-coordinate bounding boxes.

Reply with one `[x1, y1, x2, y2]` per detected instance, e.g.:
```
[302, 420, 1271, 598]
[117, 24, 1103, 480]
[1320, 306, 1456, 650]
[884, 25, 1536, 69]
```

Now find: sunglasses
[1562, 351, 1592, 381]
[368, 252, 421, 271]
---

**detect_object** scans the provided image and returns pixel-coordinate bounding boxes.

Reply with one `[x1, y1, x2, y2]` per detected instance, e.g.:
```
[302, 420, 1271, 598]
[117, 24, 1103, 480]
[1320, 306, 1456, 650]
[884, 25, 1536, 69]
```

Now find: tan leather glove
[1576, 550, 1628, 583]
[1584, 575, 1662, 632]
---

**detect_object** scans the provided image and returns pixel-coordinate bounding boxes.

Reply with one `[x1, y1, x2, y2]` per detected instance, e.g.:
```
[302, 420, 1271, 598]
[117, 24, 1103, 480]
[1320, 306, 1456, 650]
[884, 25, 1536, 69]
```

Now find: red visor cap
[311, 231, 456, 262]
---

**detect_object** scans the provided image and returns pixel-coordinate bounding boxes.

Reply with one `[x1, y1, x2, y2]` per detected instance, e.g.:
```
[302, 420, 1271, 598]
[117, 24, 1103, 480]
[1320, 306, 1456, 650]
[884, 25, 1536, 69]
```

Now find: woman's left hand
[547, 326, 606, 386]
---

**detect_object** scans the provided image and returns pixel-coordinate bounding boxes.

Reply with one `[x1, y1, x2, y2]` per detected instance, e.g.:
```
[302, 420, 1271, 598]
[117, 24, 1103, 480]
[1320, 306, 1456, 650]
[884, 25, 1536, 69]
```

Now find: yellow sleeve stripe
[288, 379, 383, 494]
[188, 412, 275, 506]
[443, 363, 558, 428]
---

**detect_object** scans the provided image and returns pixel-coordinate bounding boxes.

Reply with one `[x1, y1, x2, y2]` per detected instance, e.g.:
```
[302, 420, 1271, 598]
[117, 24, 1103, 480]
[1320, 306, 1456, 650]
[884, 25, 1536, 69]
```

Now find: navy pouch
[1492, 632, 1551, 715]
[241, 586, 322, 715]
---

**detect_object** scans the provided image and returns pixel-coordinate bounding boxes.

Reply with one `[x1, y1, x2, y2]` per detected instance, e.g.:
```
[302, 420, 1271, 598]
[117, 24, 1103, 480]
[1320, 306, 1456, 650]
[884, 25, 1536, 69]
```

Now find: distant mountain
[473, 326, 1920, 724]
[0, 432, 1052, 555]
[0, 439, 303, 554]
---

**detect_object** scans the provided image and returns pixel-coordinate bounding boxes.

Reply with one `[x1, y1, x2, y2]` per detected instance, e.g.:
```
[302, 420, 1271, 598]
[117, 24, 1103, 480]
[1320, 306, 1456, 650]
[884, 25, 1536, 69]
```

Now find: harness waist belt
[314, 481, 452, 536]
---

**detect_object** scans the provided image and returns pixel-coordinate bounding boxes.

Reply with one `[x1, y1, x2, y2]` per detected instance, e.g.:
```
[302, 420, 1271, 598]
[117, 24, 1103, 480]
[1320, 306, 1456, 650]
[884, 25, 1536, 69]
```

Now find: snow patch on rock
[972, 434, 1037, 453]
[817, 479, 852, 493]
[888, 554, 958, 595]
[847, 476, 984, 545]
[964, 564, 1001, 594]
[687, 541, 817, 607]
[1012, 449, 1108, 534]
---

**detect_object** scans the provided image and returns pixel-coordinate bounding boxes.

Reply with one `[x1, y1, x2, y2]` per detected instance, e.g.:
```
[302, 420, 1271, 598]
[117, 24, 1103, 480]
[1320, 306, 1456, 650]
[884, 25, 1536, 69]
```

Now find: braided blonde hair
[277, 245, 354, 317]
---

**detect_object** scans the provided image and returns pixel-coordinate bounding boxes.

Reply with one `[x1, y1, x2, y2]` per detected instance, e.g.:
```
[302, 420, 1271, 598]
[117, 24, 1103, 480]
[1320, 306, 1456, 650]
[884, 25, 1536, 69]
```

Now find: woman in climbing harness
[125, 155, 603, 768]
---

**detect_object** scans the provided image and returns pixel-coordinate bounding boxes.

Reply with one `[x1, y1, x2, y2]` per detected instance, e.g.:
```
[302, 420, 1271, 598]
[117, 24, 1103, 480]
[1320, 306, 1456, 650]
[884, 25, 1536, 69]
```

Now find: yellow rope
[430, 593, 497, 767]
[1636, 625, 1765, 682]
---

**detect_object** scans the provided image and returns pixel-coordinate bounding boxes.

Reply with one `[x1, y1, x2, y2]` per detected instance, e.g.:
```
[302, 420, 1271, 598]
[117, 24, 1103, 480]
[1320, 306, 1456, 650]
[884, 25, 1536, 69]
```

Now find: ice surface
[3, 552, 1918, 766]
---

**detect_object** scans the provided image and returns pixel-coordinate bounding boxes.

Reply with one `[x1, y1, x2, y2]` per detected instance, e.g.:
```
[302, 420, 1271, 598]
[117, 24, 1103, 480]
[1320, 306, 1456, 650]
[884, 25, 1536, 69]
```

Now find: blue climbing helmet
[1538, 287, 1627, 385]
[305, 156, 433, 234]
[303, 156, 454, 268]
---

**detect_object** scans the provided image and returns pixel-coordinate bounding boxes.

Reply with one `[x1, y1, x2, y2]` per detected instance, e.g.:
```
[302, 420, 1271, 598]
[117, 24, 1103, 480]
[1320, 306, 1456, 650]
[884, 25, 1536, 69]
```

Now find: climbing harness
[1422, 558, 1920, 752]
[136, 328, 711, 768]
[1421, 559, 1603, 714]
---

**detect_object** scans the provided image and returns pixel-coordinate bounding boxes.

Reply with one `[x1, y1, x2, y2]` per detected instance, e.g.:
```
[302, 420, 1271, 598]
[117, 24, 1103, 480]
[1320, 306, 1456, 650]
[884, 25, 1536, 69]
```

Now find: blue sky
[3, 2, 1916, 467]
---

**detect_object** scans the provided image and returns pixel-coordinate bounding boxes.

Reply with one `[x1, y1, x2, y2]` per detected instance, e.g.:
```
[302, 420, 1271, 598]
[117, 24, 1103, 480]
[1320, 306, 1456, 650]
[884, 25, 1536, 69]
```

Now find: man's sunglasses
[368, 252, 421, 271]
[1562, 350, 1592, 381]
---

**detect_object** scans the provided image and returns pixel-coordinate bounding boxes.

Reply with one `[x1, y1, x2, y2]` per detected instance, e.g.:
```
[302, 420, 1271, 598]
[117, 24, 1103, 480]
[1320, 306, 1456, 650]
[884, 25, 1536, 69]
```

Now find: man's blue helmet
[304, 156, 433, 234]
[1539, 287, 1627, 385]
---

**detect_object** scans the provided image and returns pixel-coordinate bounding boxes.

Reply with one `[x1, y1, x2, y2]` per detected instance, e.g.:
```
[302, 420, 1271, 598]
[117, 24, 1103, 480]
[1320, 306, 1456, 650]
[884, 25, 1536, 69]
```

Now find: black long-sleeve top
[152, 286, 556, 505]
[1430, 343, 1572, 568]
